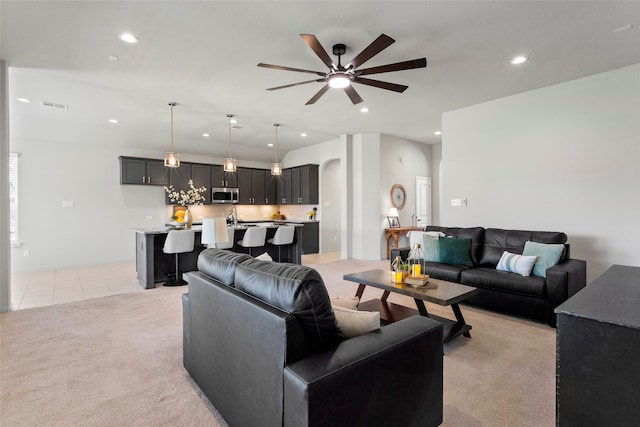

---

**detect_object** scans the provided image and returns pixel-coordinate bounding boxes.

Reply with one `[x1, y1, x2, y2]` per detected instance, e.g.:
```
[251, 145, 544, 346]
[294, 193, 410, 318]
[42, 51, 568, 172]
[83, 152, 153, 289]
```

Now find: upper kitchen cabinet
[119, 156, 169, 186]
[191, 163, 212, 204]
[166, 163, 192, 204]
[288, 164, 319, 204]
[238, 168, 271, 204]
[212, 165, 238, 188]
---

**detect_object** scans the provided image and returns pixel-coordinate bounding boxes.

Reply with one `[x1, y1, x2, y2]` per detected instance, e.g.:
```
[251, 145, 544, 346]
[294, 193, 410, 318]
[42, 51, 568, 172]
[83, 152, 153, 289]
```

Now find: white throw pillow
[332, 306, 380, 338]
[330, 296, 360, 310]
[496, 251, 537, 277]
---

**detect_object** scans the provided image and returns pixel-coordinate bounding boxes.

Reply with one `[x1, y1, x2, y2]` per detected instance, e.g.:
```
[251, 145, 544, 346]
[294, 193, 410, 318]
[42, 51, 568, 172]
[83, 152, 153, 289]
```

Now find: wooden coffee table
[343, 269, 478, 343]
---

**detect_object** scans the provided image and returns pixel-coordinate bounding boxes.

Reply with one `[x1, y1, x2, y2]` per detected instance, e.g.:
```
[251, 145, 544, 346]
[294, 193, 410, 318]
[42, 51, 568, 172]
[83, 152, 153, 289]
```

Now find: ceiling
[2, 1, 639, 163]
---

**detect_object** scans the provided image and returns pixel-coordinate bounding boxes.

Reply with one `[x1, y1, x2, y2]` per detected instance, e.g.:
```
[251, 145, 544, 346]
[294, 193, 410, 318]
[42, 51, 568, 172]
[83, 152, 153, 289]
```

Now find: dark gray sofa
[391, 226, 587, 327]
[183, 249, 444, 427]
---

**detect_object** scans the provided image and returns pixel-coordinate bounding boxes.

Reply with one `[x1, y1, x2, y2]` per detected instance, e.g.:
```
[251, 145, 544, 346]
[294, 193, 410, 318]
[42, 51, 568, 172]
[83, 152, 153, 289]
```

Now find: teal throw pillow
[438, 237, 473, 267]
[522, 241, 565, 278]
[496, 251, 537, 276]
[422, 234, 440, 262]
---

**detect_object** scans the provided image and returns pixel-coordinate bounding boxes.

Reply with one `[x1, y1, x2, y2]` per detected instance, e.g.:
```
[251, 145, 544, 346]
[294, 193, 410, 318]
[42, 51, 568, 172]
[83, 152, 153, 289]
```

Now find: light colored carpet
[1, 259, 555, 426]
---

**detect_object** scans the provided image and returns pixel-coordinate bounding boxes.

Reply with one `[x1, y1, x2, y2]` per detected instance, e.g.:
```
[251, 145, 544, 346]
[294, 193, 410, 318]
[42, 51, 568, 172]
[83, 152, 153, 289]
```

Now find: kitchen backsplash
[166, 204, 319, 222]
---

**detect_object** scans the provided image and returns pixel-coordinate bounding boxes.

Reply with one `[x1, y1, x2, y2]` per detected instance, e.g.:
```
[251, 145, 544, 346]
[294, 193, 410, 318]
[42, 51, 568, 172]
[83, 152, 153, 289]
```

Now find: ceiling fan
[257, 34, 427, 105]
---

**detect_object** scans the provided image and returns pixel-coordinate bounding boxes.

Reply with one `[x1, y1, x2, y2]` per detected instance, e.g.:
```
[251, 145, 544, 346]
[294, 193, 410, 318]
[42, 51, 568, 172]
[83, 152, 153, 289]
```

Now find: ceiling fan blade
[305, 84, 330, 105]
[354, 77, 408, 93]
[357, 58, 427, 76]
[300, 34, 335, 69]
[344, 86, 364, 105]
[257, 63, 326, 76]
[266, 79, 324, 91]
[346, 33, 395, 70]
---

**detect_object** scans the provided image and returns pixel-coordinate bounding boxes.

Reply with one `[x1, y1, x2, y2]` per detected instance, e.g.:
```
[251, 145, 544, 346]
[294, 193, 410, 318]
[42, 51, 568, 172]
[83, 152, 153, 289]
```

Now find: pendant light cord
[227, 114, 232, 158]
[170, 104, 174, 152]
[274, 123, 279, 163]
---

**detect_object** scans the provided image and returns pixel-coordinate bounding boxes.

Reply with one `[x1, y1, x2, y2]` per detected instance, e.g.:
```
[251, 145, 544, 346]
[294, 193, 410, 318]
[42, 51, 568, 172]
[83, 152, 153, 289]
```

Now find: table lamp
[201, 217, 229, 248]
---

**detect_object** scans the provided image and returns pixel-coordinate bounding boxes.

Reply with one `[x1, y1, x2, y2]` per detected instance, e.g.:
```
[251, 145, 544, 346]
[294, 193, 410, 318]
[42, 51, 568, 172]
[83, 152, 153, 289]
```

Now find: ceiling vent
[41, 101, 69, 110]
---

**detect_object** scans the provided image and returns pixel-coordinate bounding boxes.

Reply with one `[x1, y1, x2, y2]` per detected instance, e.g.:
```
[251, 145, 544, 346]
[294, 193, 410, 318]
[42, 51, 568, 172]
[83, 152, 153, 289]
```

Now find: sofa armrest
[545, 259, 587, 326]
[284, 316, 443, 427]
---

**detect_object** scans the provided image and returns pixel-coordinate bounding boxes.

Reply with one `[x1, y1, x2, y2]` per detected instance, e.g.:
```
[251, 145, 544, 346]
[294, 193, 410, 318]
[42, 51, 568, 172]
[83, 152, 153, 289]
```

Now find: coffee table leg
[451, 303, 471, 338]
[355, 284, 366, 299]
[414, 298, 430, 317]
[381, 290, 390, 302]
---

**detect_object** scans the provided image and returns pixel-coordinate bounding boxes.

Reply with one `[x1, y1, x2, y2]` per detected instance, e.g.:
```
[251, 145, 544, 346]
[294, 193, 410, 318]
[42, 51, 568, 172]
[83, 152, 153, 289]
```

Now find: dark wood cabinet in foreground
[555, 265, 640, 427]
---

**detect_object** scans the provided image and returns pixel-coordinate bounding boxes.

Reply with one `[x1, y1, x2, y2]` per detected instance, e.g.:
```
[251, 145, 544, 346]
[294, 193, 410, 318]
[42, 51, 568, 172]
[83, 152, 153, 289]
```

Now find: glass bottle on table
[408, 243, 425, 278]
[391, 256, 405, 283]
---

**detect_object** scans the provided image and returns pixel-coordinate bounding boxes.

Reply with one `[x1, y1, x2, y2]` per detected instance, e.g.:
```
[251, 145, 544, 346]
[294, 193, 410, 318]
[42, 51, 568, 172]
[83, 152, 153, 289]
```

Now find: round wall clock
[391, 184, 406, 209]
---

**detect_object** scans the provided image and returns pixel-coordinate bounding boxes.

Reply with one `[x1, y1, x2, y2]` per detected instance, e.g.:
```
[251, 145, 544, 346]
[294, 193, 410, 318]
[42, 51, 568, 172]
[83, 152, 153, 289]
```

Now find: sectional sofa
[391, 226, 587, 326]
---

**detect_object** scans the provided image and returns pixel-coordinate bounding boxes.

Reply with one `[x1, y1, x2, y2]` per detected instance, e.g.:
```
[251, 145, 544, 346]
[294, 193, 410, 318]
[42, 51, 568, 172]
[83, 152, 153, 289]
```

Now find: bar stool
[267, 226, 295, 262]
[237, 226, 267, 257]
[163, 229, 195, 286]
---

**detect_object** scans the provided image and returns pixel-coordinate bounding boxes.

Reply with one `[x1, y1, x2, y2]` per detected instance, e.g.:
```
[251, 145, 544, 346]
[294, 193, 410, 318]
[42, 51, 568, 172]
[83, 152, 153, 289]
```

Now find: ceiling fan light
[328, 74, 351, 89]
[271, 162, 282, 176]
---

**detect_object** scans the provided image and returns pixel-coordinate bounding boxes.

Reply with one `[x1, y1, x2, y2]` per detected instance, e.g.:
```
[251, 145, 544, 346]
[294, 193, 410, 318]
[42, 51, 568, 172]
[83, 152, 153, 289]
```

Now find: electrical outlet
[451, 199, 461, 207]
[146, 216, 153, 220]
[62, 200, 74, 208]
[462, 198, 468, 207]
[23, 249, 30, 257]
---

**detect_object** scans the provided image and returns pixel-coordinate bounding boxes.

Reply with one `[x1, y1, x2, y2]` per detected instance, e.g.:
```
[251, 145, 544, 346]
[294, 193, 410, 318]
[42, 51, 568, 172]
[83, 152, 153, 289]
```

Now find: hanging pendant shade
[224, 114, 237, 172]
[271, 123, 282, 176]
[164, 102, 180, 168]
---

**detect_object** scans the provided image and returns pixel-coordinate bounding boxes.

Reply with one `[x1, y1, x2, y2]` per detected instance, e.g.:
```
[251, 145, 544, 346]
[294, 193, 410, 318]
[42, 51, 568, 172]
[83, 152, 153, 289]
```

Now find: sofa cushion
[423, 234, 440, 262]
[479, 228, 567, 267]
[197, 249, 253, 286]
[522, 241, 565, 278]
[235, 258, 343, 351]
[426, 226, 484, 265]
[496, 251, 537, 276]
[424, 262, 469, 282]
[438, 237, 474, 267]
[461, 268, 546, 298]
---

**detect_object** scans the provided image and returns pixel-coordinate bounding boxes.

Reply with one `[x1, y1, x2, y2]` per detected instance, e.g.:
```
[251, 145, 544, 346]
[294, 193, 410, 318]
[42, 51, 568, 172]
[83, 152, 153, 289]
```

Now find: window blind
[9, 153, 18, 241]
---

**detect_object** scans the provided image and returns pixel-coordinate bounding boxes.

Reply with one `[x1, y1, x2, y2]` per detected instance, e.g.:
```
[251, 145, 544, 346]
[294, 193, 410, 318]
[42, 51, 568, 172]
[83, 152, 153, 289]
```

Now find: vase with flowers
[164, 180, 207, 229]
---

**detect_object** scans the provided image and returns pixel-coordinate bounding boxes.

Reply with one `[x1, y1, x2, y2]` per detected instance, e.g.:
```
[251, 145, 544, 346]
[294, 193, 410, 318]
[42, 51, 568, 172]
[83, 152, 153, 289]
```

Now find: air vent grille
[40, 101, 68, 110]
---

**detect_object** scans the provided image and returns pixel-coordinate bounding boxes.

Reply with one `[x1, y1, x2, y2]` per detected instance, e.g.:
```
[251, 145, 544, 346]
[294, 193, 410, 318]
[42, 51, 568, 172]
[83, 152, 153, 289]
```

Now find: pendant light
[164, 102, 180, 168]
[224, 114, 237, 172]
[271, 123, 282, 176]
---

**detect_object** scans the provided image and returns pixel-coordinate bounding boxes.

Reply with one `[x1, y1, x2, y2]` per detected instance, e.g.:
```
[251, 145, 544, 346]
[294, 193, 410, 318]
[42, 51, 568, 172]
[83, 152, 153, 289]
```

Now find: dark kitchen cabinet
[301, 221, 319, 254]
[238, 168, 270, 204]
[277, 165, 318, 205]
[265, 172, 276, 205]
[212, 165, 238, 188]
[191, 163, 212, 204]
[119, 156, 168, 186]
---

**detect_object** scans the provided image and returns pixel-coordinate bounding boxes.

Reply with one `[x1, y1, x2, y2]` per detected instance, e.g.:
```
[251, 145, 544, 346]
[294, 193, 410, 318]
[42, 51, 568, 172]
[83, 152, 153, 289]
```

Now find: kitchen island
[133, 223, 304, 289]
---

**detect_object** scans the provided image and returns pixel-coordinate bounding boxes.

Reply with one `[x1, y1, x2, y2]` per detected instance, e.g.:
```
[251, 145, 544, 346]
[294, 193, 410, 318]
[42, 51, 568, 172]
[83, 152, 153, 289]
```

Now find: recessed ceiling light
[202, 133, 210, 137]
[434, 131, 442, 135]
[300, 133, 307, 137]
[108, 119, 118, 124]
[360, 107, 370, 113]
[267, 143, 274, 147]
[119, 33, 138, 44]
[511, 56, 528, 65]
[17, 98, 32, 103]
[109, 55, 119, 62]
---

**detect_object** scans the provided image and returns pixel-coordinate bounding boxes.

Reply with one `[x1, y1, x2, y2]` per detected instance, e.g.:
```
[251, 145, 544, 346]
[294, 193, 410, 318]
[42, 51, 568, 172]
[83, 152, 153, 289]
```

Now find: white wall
[441, 64, 640, 282]
[321, 159, 341, 252]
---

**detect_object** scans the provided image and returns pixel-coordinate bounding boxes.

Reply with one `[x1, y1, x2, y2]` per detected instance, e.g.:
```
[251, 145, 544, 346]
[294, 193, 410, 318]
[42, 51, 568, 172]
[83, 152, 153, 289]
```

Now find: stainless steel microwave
[212, 187, 239, 204]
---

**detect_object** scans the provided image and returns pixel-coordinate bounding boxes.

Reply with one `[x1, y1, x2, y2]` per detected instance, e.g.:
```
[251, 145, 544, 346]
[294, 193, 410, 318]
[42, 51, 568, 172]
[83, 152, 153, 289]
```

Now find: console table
[384, 227, 423, 259]
[555, 265, 640, 426]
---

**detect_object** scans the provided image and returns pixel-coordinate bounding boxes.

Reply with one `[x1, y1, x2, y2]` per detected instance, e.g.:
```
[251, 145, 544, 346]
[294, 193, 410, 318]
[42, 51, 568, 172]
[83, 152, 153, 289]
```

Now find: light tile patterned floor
[10, 260, 141, 310]
[9, 252, 342, 311]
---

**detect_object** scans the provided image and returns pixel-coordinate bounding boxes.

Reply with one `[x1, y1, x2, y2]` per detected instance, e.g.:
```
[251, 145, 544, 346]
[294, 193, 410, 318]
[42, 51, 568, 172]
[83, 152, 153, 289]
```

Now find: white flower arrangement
[164, 180, 207, 205]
